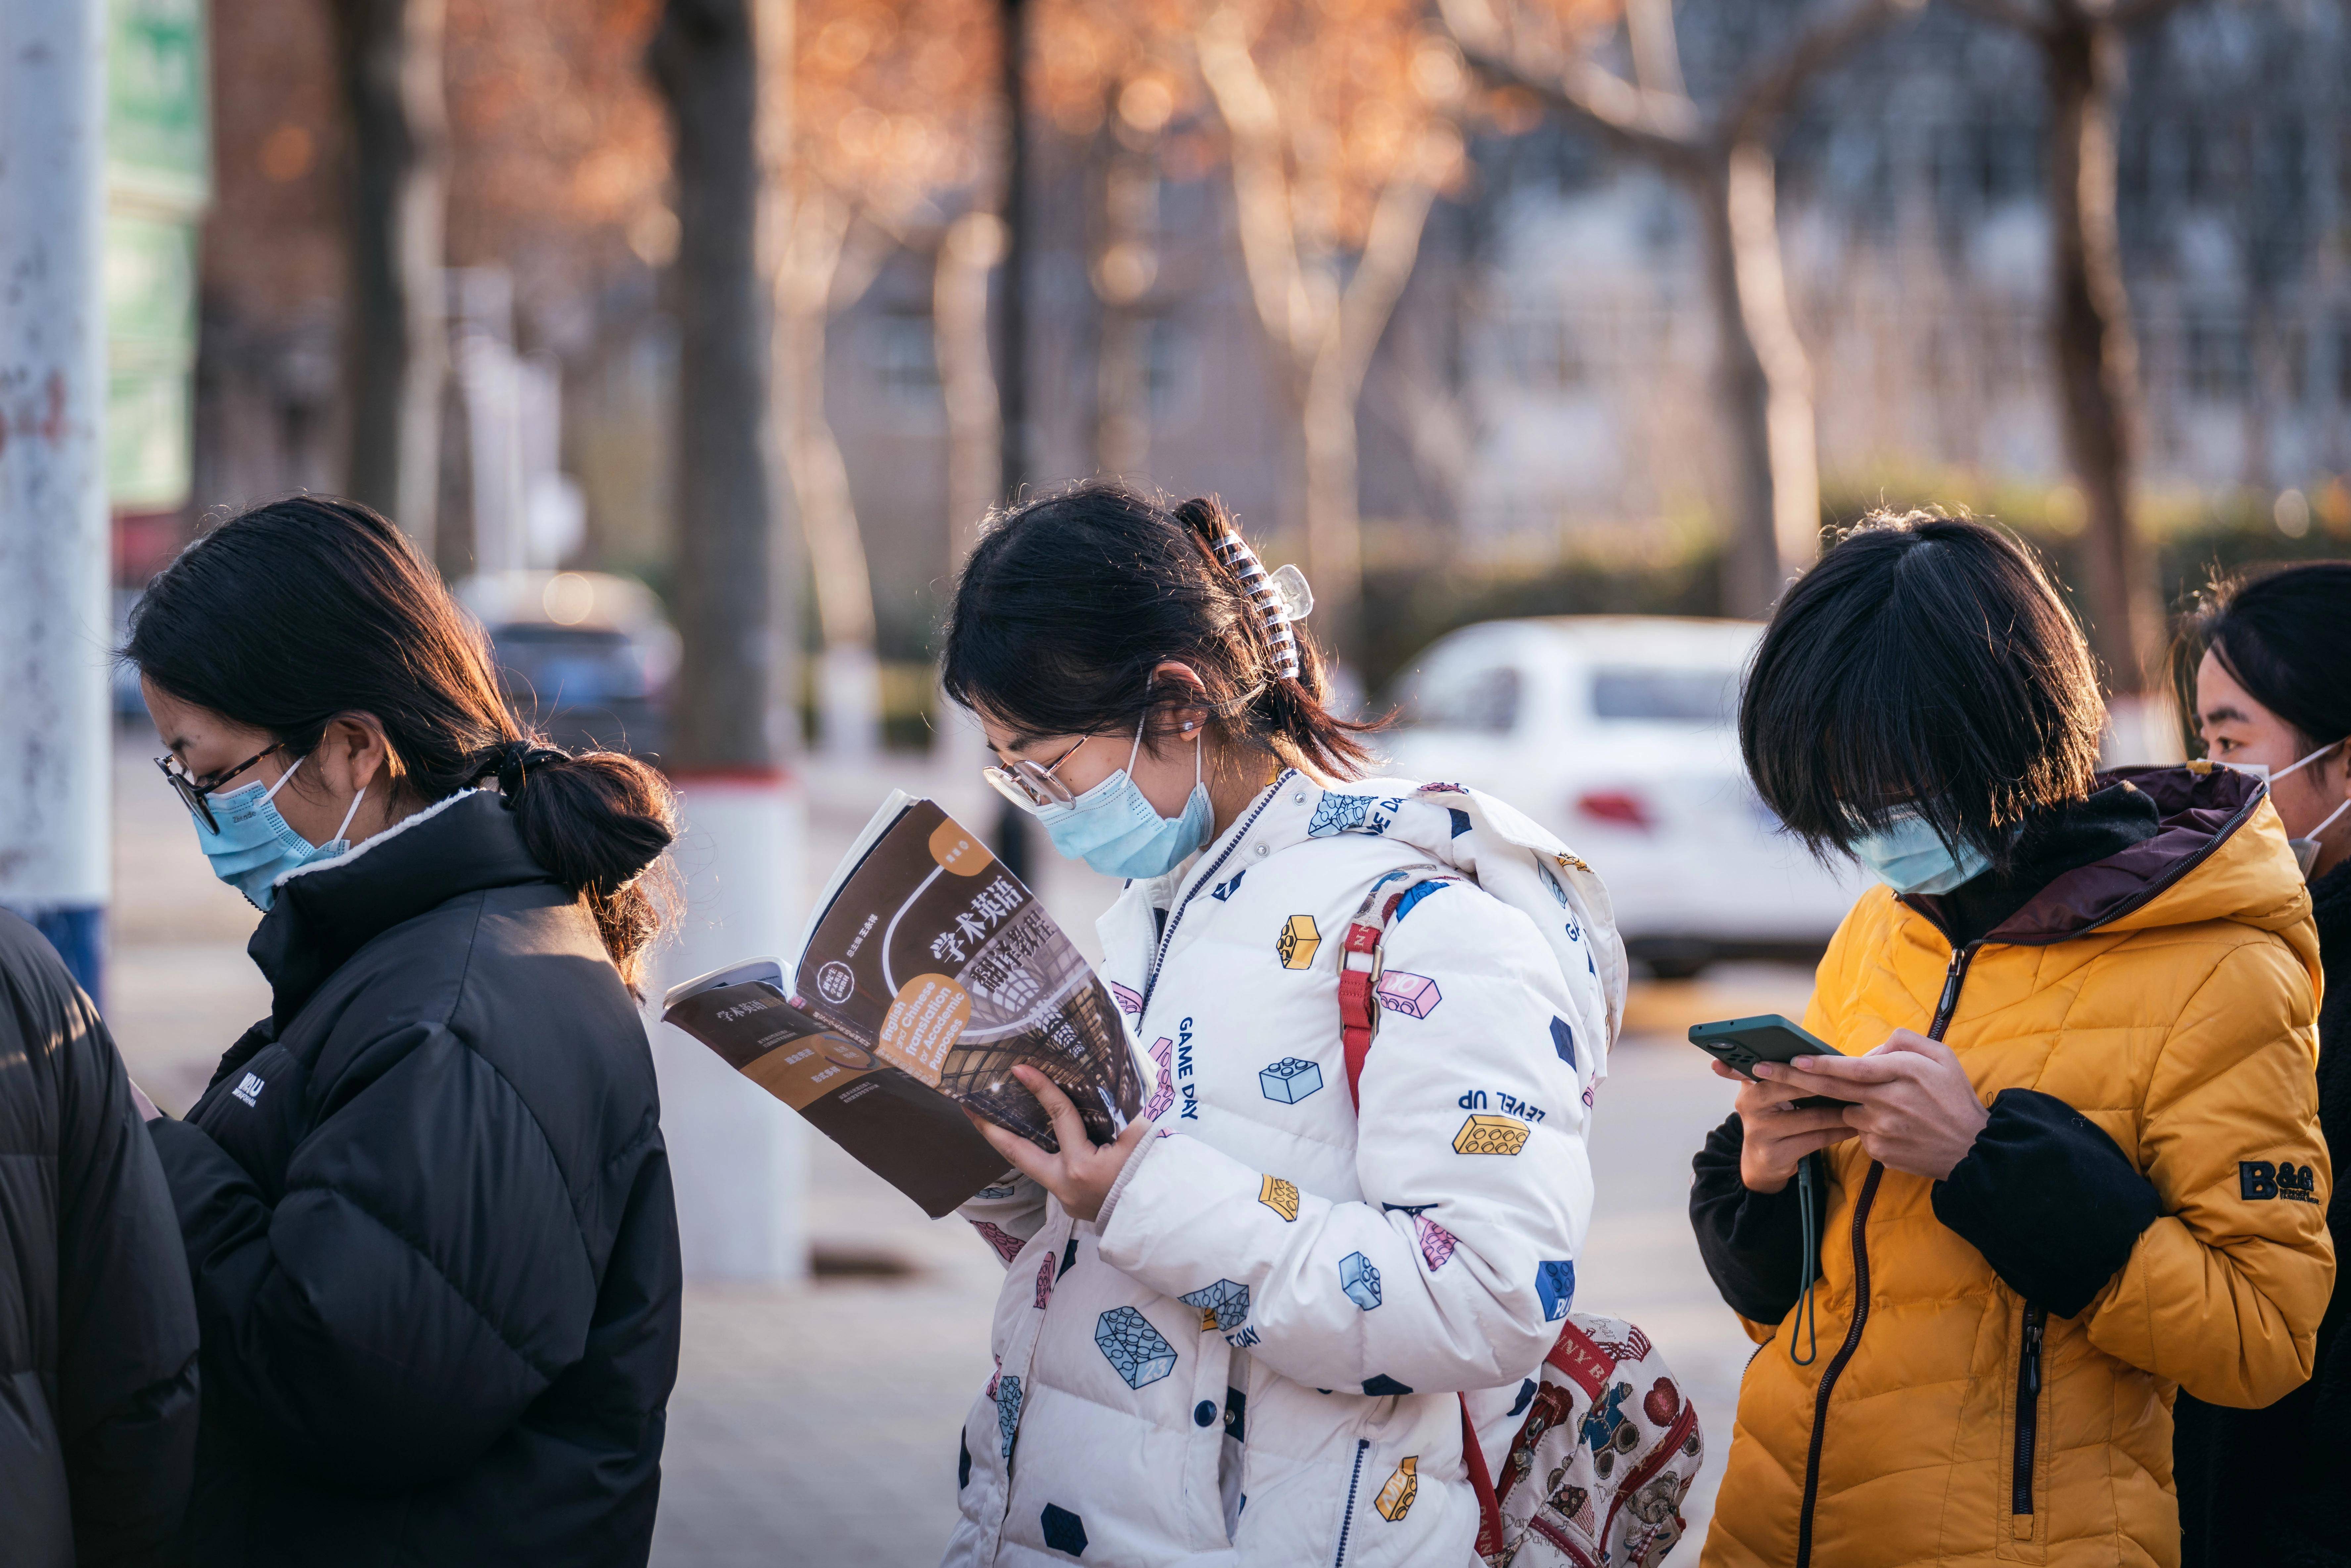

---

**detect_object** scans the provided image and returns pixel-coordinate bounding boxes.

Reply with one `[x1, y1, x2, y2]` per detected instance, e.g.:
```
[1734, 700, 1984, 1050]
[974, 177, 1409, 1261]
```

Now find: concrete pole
[0, 0, 112, 1002]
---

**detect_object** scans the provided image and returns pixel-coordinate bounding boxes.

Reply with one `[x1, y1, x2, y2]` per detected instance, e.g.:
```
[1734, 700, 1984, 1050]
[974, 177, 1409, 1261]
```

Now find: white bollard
[0, 0, 112, 1001]
[651, 768, 810, 1281]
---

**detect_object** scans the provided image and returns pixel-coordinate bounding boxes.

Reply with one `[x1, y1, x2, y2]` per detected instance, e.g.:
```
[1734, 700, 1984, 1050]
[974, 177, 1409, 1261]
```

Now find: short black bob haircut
[942, 481, 1375, 778]
[2174, 561, 2351, 758]
[1740, 510, 2105, 875]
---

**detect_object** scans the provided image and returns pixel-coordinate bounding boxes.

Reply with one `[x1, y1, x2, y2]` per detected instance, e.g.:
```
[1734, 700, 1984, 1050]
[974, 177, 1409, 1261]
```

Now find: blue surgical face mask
[1850, 809, 1993, 896]
[1035, 717, 1213, 881]
[190, 754, 367, 911]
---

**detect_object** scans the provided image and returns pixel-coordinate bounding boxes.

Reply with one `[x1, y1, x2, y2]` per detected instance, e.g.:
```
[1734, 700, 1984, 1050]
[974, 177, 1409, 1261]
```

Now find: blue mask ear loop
[1123, 711, 1204, 799]
[1790, 1156, 1819, 1365]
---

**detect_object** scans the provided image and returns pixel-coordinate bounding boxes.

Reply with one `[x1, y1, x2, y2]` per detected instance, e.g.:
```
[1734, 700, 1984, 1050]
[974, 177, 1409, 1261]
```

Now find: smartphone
[1688, 1014, 1853, 1109]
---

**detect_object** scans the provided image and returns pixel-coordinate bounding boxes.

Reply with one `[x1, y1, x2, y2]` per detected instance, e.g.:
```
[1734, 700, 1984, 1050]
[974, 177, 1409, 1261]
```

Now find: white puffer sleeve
[1095, 883, 1595, 1395]
[957, 1175, 1051, 1269]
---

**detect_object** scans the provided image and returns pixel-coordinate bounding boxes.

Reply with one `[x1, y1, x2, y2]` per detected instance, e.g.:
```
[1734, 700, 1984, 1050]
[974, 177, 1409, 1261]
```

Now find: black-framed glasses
[982, 731, 1095, 813]
[156, 744, 284, 834]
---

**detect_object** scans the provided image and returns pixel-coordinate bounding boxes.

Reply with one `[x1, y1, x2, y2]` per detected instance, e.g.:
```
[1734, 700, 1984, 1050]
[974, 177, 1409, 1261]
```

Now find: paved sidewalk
[102, 731, 1804, 1566]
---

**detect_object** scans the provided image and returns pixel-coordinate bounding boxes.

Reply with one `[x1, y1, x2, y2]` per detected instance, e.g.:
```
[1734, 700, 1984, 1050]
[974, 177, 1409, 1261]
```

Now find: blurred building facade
[179, 0, 2349, 672]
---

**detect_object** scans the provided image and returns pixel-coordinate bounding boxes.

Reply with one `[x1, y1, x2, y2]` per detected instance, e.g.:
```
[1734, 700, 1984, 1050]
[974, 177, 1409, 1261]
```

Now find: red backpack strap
[1461, 1396, 1509, 1561]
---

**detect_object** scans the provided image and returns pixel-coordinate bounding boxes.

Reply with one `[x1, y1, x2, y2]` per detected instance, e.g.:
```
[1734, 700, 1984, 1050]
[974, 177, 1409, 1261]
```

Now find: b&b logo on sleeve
[2239, 1159, 2320, 1204]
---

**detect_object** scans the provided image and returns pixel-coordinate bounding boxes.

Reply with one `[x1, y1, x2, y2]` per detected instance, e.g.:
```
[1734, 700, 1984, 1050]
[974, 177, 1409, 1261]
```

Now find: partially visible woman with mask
[2174, 561, 2351, 1568]
[123, 497, 682, 1568]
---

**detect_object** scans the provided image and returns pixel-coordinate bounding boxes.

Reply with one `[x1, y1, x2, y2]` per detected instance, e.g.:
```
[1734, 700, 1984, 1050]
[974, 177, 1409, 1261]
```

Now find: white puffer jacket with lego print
[942, 773, 1623, 1568]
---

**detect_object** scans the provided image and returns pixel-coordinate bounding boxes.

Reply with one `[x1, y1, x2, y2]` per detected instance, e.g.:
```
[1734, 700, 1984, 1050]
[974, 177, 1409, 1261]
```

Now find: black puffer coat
[146, 789, 683, 1567]
[2175, 856, 2351, 1568]
[0, 912, 202, 1567]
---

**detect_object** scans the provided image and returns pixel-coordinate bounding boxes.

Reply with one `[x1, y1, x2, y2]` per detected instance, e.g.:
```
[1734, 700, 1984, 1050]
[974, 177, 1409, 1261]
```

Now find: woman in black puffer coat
[123, 497, 683, 1568]
[2175, 562, 2351, 1568]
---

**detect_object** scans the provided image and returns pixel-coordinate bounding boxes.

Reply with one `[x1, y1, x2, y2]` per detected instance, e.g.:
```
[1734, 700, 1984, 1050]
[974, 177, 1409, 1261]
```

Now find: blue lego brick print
[1095, 1306, 1178, 1389]
[1537, 860, 1568, 906]
[1309, 792, 1375, 836]
[1179, 1278, 1252, 1333]
[1040, 1502, 1089, 1557]
[997, 1374, 1024, 1457]
[1361, 1374, 1414, 1397]
[1339, 1251, 1383, 1311]
[960, 1429, 971, 1488]
[1059, 1235, 1079, 1277]
[1259, 1057, 1324, 1104]
[1551, 1016, 1576, 1069]
[1392, 880, 1449, 921]
[1536, 1259, 1577, 1322]
[1509, 1378, 1536, 1418]
[1449, 807, 1472, 838]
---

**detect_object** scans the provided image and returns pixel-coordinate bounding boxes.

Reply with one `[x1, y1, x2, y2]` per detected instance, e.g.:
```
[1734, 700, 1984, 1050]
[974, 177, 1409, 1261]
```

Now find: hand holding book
[968, 1065, 1153, 1222]
[661, 793, 1145, 1217]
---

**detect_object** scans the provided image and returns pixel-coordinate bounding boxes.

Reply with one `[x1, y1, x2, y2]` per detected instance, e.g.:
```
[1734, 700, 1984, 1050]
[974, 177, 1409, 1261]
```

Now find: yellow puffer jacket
[1704, 769, 2335, 1568]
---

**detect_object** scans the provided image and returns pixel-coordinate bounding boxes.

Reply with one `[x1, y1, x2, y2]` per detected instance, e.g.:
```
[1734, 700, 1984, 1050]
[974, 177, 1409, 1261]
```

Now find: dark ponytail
[2174, 562, 2351, 758]
[943, 481, 1377, 777]
[124, 496, 677, 986]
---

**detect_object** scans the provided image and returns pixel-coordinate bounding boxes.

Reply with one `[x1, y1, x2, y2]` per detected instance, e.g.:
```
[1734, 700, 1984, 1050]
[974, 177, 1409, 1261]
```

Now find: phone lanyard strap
[1790, 1156, 1820, 1365]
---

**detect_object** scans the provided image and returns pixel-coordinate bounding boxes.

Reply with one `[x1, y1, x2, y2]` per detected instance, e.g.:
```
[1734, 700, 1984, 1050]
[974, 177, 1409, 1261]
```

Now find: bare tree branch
[1721, 0, 1924, 145]
[1197, 6, 1312, 367]
[1436, 0, 1705, 165]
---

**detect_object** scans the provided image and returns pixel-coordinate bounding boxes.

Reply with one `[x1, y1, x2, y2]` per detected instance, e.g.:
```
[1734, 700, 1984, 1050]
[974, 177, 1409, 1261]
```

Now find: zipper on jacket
[2012, 1301, 2045, 1529]
[1793, 940, 1978, 1568]
[1138, 772, 1292, 1016]
[1332, 1438, 1370, 1566]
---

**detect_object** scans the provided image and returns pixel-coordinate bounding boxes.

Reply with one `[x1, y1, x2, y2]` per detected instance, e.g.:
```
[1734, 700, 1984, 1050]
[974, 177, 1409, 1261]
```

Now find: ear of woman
[278, 714, 402, 849]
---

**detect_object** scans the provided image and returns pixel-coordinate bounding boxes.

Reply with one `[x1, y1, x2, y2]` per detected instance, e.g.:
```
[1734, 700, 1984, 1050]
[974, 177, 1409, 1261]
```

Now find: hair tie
[1208, 532, 1313, 681]
[478, 738, 566, 798]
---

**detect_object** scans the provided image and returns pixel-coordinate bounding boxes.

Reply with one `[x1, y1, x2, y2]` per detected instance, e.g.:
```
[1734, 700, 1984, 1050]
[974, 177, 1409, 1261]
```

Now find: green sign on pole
[105, 0, 209, 514]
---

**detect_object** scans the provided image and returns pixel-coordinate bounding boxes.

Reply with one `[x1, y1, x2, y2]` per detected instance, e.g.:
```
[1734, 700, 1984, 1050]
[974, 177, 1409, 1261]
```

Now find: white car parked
[1377, 615, 1860, 978]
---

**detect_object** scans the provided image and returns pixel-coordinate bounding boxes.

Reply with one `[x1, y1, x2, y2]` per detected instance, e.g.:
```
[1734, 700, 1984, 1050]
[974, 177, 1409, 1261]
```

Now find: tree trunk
[936, 210, 1005, 563]
[774, 191, 880, 759]
[1695, 141, 1820, 617]
[1299, 161, 1441, 663]
[1091, 124, 1159, 479]
[997, 0, 1030, 500]
[2044, 17, 2155, 696]
[332, 0, 447, 556]
[1694, 159, 1778, 617]
[651, 0, 776, 768]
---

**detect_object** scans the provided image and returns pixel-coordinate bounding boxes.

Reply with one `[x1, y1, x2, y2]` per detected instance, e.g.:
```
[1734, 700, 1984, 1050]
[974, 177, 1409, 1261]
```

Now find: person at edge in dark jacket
[2172, 562, 2351, 1568]
[119, 495, 684, 1568]
[1, 914, 201, 1566]
[1687, 511, 2334, 1568]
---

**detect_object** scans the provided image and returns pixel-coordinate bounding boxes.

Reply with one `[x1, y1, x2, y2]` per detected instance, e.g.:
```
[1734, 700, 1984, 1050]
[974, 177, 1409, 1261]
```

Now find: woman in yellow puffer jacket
[1689, 512, 2335, 1568]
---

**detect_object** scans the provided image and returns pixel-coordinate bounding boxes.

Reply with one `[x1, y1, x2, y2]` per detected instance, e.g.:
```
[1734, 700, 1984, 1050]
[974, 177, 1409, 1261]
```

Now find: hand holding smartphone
[1687, 1014, 1855, 1110]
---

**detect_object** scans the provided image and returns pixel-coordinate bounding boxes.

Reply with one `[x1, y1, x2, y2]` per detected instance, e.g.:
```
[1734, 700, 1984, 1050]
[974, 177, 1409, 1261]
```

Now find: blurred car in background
[1380, 615, 1859, 978]
[454, 570, 679, 758]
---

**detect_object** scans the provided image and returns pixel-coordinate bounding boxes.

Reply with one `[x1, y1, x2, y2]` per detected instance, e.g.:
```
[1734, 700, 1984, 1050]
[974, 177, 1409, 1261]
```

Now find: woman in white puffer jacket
[938, 483, 1624, 1568]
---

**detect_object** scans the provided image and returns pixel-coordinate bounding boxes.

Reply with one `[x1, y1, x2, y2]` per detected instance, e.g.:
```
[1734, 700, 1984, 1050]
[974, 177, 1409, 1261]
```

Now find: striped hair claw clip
[1210, 533, 1314, 681]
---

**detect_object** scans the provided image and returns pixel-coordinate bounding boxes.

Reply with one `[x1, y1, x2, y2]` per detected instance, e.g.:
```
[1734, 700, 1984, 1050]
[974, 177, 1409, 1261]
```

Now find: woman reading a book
[937, 482, 1627, 1567]
[121, 497, 682, 1568]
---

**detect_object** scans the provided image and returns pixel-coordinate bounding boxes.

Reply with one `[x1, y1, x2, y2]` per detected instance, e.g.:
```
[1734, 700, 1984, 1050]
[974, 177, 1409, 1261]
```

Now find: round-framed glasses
[982, 731, 1094, 813]
[156, 743, 284, 834]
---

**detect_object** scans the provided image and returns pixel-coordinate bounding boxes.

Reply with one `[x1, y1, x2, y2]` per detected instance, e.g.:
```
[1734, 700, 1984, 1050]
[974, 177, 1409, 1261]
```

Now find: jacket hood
[250, 789, 559, 1024]
[1917, 764, 2313, 951]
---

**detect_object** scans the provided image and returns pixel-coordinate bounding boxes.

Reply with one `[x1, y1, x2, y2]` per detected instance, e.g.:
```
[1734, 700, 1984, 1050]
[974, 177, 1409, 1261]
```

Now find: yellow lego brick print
[1258, 1174, 1300, 1222]
[1453, 1114, 1531, 1156]
[1277, 913, 1322, 969]
[1373, 1456, 1419, 1521]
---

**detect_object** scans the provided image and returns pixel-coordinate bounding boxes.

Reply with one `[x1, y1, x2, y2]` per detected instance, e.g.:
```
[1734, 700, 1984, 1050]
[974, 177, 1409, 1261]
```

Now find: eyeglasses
[156, 744, 284, 834]
[982, 732, 1094, 813]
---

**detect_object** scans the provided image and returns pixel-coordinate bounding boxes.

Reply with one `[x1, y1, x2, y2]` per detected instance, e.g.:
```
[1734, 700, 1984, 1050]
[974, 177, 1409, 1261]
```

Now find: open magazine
[661, 793, 1142, 1218]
